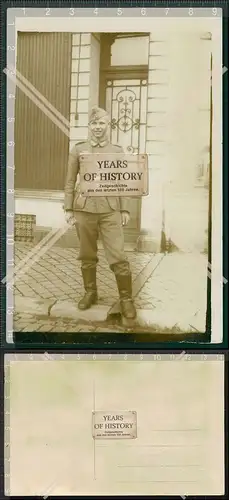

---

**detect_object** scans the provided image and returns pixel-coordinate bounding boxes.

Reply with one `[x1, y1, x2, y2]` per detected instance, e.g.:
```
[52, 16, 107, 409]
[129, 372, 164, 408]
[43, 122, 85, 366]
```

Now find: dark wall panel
[15, 32, 72, 190]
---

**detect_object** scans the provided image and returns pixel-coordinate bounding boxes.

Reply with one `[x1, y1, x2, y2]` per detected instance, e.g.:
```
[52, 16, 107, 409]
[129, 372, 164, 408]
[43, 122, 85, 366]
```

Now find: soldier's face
[89, 117, 109, 139]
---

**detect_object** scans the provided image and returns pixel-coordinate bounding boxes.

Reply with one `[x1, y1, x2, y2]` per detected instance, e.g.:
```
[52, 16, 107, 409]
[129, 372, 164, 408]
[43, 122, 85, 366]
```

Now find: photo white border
[6, 8, 223, 343]
[4, 352, 225, 496]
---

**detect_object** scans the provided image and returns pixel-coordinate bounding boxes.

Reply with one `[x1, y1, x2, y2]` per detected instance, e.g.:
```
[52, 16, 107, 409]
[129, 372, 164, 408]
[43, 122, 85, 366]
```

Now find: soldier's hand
[121, 212, 130, 226]
[65, 211, 75, 226]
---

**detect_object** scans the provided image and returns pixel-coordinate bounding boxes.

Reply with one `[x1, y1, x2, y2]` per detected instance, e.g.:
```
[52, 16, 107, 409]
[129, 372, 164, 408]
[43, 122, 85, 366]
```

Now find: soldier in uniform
[64, 106, 136, 320]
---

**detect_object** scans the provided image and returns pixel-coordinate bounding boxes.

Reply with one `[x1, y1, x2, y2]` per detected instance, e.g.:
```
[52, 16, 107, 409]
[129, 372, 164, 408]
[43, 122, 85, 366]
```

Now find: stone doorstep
[14, 296, 205, 333]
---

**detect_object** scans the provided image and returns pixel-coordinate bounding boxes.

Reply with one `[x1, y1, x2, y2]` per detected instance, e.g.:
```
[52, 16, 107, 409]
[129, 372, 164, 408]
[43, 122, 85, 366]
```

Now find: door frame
[99, 70, 149, 239]
[99, 33, 149, 113]
[99, 69, 148, 239]
[99, 66, 149, 109]
[98, 34, 149, 240]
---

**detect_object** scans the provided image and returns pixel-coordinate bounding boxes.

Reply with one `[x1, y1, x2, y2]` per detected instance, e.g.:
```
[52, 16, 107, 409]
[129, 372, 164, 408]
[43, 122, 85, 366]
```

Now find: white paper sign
[92, 410, 137, 439]
[79, 154, 148, 197]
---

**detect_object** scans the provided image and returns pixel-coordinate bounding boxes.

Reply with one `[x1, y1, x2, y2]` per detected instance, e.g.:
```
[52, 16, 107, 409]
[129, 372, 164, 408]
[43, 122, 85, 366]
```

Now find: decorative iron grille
[14, 214, 36, 242]
[106, 79, 147, 154]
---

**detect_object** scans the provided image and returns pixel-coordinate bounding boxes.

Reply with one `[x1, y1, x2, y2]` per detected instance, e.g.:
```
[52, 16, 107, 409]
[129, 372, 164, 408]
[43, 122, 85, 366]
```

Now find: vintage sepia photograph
[5, 353, 225, 496]
[7, 11, 222, 342]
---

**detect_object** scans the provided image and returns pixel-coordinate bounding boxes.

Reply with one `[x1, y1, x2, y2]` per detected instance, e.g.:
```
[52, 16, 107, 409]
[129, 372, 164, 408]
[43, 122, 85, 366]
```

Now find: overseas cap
[89, 106, 109, 122]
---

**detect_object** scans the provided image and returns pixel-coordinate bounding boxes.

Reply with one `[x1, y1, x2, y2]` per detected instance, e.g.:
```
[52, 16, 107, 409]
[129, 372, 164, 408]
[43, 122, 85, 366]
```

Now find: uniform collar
[90, 137, 109, 148]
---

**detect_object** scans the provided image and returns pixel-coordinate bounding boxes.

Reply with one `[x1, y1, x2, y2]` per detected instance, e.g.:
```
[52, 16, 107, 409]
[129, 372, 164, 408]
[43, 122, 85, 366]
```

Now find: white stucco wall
[15, 196, 66, 228]
[140, 30, 211, 252]
[89, 34, 100, 109]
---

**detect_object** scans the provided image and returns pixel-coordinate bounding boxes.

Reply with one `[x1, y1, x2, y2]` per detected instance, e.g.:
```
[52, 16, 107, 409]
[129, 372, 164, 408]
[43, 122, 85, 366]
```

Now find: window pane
[111, 36, 149, 66]
[113, 80, 141, 86]
[105, 80, 147, 154]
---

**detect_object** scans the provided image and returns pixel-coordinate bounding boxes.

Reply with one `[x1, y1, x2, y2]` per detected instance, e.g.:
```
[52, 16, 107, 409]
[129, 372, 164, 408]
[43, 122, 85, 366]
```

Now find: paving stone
[37, 324, 57, 332]
[16, 313, 34, 319]
[14, 325, 24, 332]
[22, 324, 43, 332]
[64, 327, 82, 333]
[51, 326, 71, 332]
[15, 322, 34, 330]
[16, 316, 37, 323]
[65, 325, 96, 333]
[77, 325, 97, 332]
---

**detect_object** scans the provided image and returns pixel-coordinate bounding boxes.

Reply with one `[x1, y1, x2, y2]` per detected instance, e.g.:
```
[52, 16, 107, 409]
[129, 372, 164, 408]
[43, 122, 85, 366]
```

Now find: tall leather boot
[78, 267, 98, 310]
[114, 272, 137, 320]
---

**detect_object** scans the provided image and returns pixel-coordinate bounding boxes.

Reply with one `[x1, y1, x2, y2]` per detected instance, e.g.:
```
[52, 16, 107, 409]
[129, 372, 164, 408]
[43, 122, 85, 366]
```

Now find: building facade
[14, 30, 211, 252]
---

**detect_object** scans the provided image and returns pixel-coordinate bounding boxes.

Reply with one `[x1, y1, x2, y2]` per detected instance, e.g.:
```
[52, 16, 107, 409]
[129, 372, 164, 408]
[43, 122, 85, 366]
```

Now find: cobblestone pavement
[13, 313, 124, 334]
[13, 243, 208, 334]
[13, 313, 208, 346]
[14, 243, 153, 309]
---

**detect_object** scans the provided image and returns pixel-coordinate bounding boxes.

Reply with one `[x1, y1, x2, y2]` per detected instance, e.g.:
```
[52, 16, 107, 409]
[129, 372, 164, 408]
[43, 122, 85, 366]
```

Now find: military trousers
[75, 211, 128, 269]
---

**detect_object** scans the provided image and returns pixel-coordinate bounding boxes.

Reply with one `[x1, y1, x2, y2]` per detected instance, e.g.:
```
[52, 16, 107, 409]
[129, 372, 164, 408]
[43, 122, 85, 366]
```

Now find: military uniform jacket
[64, 141, 130, 213]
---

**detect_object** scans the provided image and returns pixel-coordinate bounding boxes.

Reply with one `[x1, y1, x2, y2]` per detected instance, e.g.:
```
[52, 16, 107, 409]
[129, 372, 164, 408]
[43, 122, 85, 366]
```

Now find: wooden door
[15, 32, 72, 191]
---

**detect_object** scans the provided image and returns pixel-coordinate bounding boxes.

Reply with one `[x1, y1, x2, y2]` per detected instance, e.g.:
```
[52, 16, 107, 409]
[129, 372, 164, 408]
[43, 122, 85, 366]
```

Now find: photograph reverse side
[5, 353, 225, 496]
